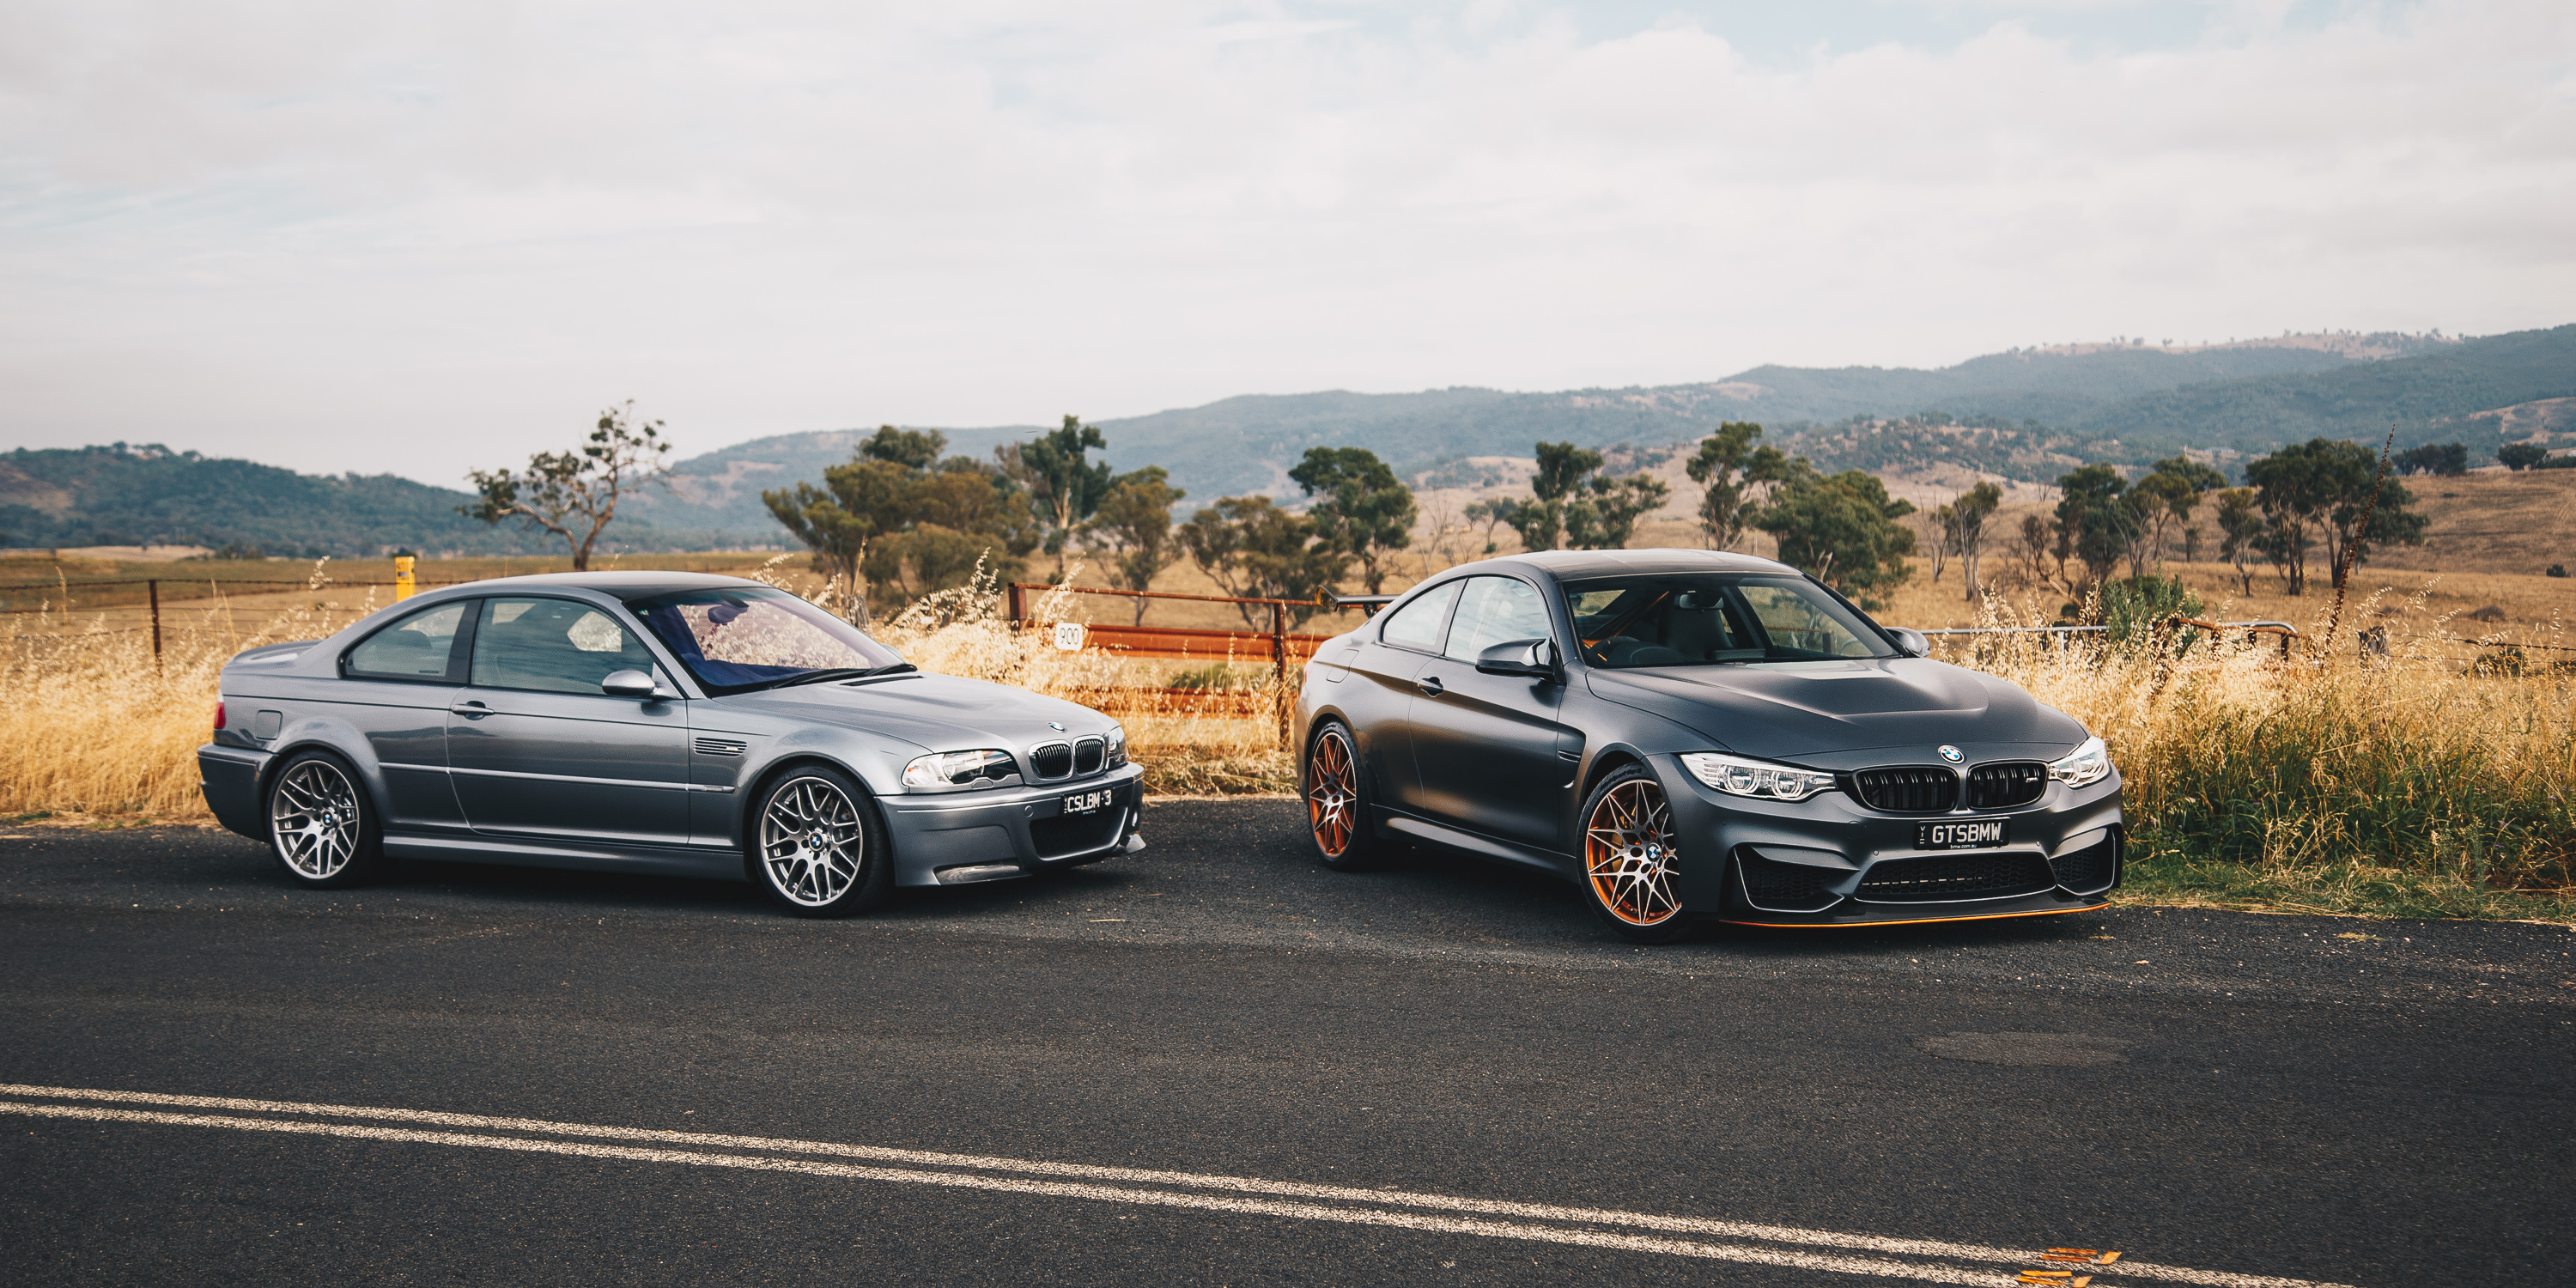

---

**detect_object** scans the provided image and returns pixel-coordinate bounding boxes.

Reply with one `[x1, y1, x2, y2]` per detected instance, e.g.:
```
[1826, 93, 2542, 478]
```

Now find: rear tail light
[213, 700, 226, 732]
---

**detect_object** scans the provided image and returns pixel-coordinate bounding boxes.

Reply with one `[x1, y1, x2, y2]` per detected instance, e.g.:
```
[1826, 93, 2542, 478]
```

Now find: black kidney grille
[1073, 738, 1105, 775]
[1737, 852, 1839, 913]
[1964, 762, 2048, 809]
[1856, 853, 2054, 902]
[1848, 767, 1959, 813]
[2049, 835, 2121, 895]
[1030, 743, 1074, 779]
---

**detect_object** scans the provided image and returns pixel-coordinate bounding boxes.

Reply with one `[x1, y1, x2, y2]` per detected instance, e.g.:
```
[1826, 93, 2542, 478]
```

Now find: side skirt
[1378, 812, 1577, 882]
[382, 833, 745, 882]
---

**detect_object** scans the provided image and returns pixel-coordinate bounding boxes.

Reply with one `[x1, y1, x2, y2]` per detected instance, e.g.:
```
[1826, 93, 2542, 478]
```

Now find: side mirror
[1889, 628, 1930, 658]
[601, 669, 659, 698]
[1475, 638, 1559, 680]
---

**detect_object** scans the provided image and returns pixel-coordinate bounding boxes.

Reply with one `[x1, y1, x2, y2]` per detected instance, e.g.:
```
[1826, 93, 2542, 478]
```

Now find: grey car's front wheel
[265, 750, 388, 889]
[750, 767, 891, 917]
[1580, 764, 1694, 945]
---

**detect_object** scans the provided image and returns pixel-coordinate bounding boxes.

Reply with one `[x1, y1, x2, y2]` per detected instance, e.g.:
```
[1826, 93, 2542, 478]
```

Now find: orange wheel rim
[1307, 729, 1358, 857]
[1585, 779, 1681, 926]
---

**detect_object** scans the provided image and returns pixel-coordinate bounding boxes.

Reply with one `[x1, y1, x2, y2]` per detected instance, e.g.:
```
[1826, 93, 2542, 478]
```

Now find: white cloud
[0, 0, 2568, 485]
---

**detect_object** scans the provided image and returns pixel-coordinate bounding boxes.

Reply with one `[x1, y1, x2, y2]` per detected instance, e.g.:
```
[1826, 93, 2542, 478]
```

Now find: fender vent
[693, 738, 746, 757]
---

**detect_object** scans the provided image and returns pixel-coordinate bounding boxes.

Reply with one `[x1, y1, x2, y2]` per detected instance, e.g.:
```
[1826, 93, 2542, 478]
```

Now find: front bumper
[1654, 756, 2124, 927]
[878, 762, 1147, 888]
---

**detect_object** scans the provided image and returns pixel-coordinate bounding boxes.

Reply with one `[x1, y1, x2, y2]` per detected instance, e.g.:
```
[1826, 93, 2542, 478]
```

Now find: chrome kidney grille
[1030, 742, 1075, 780]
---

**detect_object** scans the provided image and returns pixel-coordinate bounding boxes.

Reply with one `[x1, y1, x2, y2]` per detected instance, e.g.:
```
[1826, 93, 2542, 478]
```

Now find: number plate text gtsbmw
[1062, 788, 1115, 816]
[1917, 819, 2008, 849]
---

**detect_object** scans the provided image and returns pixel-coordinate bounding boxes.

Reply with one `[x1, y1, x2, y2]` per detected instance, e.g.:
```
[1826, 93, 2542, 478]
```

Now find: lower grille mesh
[1856, 853, 2053, 902]
[1737, 853, 1839, 913]
[2049, 835, 2121, 894]
[1031, 808, 1123, 859]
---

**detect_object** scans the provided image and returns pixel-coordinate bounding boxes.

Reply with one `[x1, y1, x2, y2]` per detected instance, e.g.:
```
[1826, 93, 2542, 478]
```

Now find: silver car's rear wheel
[752, 769, 890, 916]
[266, 751, 386, 888]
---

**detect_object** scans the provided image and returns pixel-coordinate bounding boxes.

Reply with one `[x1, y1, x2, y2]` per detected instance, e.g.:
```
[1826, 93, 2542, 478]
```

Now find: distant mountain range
[7, 325, 2570, 554]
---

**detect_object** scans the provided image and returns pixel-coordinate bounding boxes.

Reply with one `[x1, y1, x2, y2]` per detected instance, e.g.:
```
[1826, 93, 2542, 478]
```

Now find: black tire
[1577, 762, 1696, 945]
[747, 765, 893, 918]
[1303, 720, 1391, 872]
[264, 750, 389, 889]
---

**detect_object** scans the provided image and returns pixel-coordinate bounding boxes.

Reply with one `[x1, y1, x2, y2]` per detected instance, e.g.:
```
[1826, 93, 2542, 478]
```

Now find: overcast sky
[3, 1, 2569, 487]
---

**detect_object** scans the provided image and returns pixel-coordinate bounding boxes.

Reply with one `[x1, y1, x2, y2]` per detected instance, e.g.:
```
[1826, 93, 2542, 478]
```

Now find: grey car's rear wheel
[1303, 721, 1388, 871]
[265, 750, 386, 889]
[750, 767, 890, 917]
[1581, 764, 1693, 944]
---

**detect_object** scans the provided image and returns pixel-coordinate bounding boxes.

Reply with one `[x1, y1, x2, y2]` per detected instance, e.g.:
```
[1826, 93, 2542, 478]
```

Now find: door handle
[1417, 676, 1444, 696]
[450, 699, 492, 716]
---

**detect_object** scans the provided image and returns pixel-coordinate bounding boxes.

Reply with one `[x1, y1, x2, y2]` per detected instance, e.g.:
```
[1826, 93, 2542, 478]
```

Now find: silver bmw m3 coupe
[1296, 550, 2123, 942]
[198, 573, 1143, 915]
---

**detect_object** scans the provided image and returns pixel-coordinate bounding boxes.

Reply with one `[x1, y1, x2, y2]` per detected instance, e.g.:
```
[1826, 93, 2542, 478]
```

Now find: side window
[1377, 580, 1461, 653]
[471, 598, 662, 695]
[344, 602, 471, 682]
[1444, 577, 1553, 660]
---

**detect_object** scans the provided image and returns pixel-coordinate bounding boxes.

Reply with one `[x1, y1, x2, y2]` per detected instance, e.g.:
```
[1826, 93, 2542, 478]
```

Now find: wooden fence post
[1270, 601, 1291, 748]
[1007, 582, 1025, 627]
[148, 579, 162, 674]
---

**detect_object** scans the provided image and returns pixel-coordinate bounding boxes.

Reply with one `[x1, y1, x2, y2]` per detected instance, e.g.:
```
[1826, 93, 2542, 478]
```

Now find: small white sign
[1052, 621, 1087, 652]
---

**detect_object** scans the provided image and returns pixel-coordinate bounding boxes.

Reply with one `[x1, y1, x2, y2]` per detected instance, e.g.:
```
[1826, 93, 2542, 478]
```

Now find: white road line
[0, 1085, 2356, 1288]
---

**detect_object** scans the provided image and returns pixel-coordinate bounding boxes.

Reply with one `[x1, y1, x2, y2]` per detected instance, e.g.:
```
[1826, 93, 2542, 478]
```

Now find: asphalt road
[3, 800, 2571, 1287]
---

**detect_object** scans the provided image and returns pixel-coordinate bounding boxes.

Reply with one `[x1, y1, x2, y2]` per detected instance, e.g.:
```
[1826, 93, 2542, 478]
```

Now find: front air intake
[1846, 767, 1959, 813]
[1963, 762, 2047, 809]
[1855, 853, 2053, 902]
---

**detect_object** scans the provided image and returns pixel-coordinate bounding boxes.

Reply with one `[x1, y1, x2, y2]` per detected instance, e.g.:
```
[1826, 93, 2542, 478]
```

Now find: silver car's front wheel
[752, 768, 890, 917]
[266, 751, 386, 888]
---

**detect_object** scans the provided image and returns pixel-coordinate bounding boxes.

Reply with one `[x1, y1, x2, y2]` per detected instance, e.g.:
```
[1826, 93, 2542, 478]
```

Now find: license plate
[1063, 788, 1116, 817]
[1917, 819, 2008, 849]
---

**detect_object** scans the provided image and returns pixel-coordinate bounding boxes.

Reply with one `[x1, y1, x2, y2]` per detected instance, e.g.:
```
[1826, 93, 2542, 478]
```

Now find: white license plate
[1917, 819, 2008, 849]
[1063, 788, 1116, 816]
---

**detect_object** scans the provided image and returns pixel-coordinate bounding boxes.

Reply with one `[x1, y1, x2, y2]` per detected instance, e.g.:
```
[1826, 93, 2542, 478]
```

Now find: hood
[1586, 658, 2087, 762]
[715, 672, 1115, 755]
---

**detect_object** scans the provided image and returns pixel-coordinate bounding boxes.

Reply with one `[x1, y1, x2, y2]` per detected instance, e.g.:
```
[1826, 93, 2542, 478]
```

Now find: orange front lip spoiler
[1718, 902, 2109, 929]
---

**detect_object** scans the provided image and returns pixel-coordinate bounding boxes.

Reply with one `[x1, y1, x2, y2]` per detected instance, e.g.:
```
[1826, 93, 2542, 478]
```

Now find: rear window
[343, 601, 470, 682]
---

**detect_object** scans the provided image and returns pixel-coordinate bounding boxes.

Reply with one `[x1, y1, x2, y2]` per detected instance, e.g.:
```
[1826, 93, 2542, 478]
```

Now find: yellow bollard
[394, 555, 416, 601]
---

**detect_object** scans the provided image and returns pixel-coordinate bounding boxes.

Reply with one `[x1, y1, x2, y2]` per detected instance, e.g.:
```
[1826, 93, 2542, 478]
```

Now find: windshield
[626, 586, 905, 694]
[1563, 575, 1894, 667]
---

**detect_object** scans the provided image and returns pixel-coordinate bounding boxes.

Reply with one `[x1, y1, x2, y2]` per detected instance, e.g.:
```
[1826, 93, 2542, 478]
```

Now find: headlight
[2048, 736, 2111, 788]
[1105, 724, 1127, 767]
[901, 749, 1020, 790]
[1680, 751, 1838, 802]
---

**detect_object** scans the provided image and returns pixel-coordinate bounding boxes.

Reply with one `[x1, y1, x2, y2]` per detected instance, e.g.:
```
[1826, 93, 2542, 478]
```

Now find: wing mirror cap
[601, 668, 663, 698]
[1473, 638, 1560, 679]
[1889, 627, 1930, 657]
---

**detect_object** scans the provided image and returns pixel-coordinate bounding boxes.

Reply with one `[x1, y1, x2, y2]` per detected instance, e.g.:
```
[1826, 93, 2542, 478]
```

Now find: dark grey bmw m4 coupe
[1295, 550, 2122, 943]
[199, 573, 1142, 915]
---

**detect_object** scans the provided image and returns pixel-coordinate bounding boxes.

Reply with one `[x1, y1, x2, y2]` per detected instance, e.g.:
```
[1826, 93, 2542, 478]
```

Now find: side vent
[693, 738, 746, 757]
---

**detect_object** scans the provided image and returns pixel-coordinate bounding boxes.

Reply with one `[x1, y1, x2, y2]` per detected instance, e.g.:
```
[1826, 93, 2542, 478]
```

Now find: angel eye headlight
[1105, 724, 1127, 766]
[1680, 752, 1838, 802]
[902, 749, 1020, 790]
[2047, 736, 2111, 789]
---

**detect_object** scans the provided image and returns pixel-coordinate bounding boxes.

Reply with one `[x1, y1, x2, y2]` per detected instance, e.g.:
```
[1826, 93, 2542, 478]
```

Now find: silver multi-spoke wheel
[270, 757, 362, 881]
[759, 776, 867, 908]
[1585, 775, 1682, 928]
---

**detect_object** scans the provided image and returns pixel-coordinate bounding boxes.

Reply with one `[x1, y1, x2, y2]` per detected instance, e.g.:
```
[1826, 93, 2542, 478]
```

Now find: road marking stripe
[0, 1086, 2354, 1288]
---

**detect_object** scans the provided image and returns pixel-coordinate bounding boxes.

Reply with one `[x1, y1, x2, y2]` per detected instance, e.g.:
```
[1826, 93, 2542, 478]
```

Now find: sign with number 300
[1052, 622, 1087, 652]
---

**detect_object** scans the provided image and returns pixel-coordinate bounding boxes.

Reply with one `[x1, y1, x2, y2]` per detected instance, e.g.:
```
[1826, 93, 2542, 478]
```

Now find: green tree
[1751, 465, 1917, 610]
[2129, 456, 2227, 575]
[1289, 446, 1418, 595]
[1509, 440, 1670, 551]
[1462, 498, 1518, 554]
[763, 426, 1038, 622]
[2499, 441, 2549, 471]
[1178, 496, 1351, 629]
[1942, 481, 2003, 601]
[1017, 415, 1114, 575]
[2213, 487, 2263, 595]
[2395, 443, 2470, 476]
[2245, 438, 2425, 593]
[1685, 421, 1765, 550]
[461, 401, 671, 571]
[2053, 464, 2133, 590]
[1086, 466, 1187, 624]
